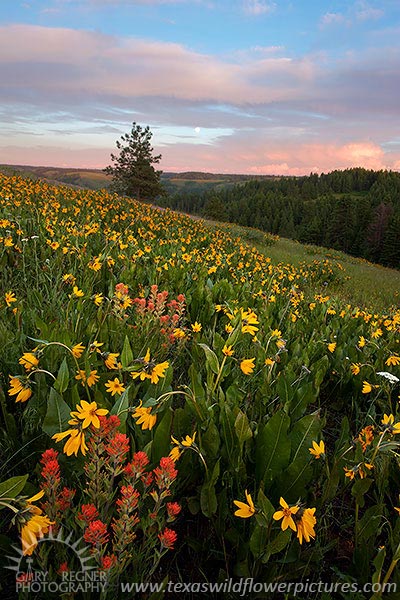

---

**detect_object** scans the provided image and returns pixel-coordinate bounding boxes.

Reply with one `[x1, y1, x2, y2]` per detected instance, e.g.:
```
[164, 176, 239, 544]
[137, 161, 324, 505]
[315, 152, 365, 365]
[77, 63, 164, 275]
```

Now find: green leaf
[42, 388, 71, 436]
[262, 529, 291, 562]
[201, 420, 220, 463]
[0, 475, 28, 501]
[372, 547, 386, 585]
[357, 504, 383, 542]
[255, 411, 291, 488]
[257, 488, 275, 522]
[110, 388, 130, 426]
[250, 524, 268, 558]
[234, 410, 252, 445]
[54, 357, 70, 394]
[151, 409, 172, 464]
[121, 335, 133, 369]
[198, 343, 219, 375]
[352, 477, 373, 508]
[290, 412, 323, 464]
[200, 460, 219, 517]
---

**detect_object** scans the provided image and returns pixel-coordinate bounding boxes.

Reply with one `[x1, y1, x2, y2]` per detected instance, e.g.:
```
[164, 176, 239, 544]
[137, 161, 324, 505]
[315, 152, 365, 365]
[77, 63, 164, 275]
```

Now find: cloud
[0, 24, 399, 174]
[319, 12, 347, 28]
[242, 0, 276, 16]
[355, 1, 384, 21]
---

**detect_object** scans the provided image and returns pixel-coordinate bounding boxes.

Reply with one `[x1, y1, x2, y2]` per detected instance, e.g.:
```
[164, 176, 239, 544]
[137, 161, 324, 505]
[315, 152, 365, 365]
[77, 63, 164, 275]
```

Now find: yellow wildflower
[8, 376, 32, 403]
[233, 490, 256, 519]
[105, 378, 126, 396]
[273, 497, 299, 531]
[70, 399, 108, 429]
[309, 440, 325, 459]
[132, 400, 157, 430]
[240, 358, 255, 375]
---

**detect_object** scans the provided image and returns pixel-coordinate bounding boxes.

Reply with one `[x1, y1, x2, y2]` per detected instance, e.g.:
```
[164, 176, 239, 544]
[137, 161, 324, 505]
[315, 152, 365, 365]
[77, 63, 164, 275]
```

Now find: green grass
[203, 221, 400, 313]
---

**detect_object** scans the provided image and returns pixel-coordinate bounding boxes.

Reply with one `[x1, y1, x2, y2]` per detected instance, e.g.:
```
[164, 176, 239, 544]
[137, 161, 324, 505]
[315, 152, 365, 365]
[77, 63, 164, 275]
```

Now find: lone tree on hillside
[104, 122, 165, 201]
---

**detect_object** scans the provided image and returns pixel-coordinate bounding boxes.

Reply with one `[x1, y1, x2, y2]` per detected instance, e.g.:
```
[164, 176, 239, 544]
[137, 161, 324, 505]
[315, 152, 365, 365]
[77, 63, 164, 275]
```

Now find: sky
[1, 0, 400, 175]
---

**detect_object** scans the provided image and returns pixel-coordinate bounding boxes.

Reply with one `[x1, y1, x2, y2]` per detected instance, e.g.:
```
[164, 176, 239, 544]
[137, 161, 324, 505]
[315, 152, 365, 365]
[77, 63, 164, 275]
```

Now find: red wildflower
[78, 503, 99, 523]
[124, 451, 149, 479]
[153, 456, 178, 489]
[41, 460, 61, 481]
[105, 433, 130, 460]
[40, 449, 59, 464]
[116, 485, 140, 511]
[141, 472, 154, 487]
[101, 555, 117, 570]
[115, 283, 129, 295]
[83, 520, 109, 546]
[57, 562, 69, 574]
[158, 527, 177, 550]
[58, 487, 75, 511]
[166, 502, 181, 519]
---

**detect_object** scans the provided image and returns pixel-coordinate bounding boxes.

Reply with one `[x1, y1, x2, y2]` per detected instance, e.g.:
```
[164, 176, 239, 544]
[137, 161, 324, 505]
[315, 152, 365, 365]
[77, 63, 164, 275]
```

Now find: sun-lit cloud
[0, 13, 399, 174]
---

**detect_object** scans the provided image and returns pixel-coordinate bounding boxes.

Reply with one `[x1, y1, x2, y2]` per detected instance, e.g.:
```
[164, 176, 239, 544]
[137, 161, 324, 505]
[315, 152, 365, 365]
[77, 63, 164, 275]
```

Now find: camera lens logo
[5, 528, 103, 595]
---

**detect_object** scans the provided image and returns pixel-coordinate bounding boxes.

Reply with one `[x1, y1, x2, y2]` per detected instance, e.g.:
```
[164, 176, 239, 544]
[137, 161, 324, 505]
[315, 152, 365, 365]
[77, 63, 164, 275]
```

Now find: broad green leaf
[198, 343, 219, 375]
[357, 504, 383, 541]
[121, 335, 133, 369]
[54, 357, 70, 394]
[257, 488, 275, 522]
[352, 477, 373, 508]
[372, 547, 386, 585]
[110, 388, 130, 426]
[250, 524, 268, 558]
[234, 410, 252, 445]
[0, 475, 28, 501]
[42, 388, 71, 437]
[255, 411, 291, 488]
[262, 529, 291, 562]
[151, 409, 172, 464]
[201, 420, 220, 463]
[289, 413, 323, 464]
[200, 460, 219, 517]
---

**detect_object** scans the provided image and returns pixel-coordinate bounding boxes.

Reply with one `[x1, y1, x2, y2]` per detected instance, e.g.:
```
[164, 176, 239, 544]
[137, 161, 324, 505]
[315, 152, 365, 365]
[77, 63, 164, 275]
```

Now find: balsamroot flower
[233, 490, 256, 518]
[5, 291, 17, 307]
[240, 358, 255, 375]
[71, 343, 85, 358]
[385, 354, 400, 367]
[19, 351, 39, 372]
[130, 348, 169, 384]
[52, 424, 88, 457]
[70, 400, 109, 429]
[132, 400, 157, 430]
[381, 414, 400, 435]
[105, 377, 126, 396]
[295, 508, 317, 545]
[309, 440, 325, 459]
[8, 376, 32, 403]
[20, 490, 54, 556]
[75, 369, 100, 388]
[273, 497, 299, 531]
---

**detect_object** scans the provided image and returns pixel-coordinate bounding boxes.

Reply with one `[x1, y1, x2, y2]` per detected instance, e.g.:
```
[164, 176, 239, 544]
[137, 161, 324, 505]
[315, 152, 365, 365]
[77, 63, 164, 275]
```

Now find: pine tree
[104, 122, 165, 201]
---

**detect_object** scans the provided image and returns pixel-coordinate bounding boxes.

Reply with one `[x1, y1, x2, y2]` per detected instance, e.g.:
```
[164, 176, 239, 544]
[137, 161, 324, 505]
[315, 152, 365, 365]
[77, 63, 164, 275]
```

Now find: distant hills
[0, 164, 276, 195]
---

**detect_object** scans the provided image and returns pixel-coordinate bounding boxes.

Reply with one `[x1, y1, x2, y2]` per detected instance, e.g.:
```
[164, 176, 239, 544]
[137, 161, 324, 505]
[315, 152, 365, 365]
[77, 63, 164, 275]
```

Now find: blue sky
[1, 0, 399, 173]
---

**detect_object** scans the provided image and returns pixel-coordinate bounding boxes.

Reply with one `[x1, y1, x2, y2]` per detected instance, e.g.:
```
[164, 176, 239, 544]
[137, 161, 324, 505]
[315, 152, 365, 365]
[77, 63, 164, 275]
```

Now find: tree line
[104, 124, 399, 269]
[158, 168, 400, 269]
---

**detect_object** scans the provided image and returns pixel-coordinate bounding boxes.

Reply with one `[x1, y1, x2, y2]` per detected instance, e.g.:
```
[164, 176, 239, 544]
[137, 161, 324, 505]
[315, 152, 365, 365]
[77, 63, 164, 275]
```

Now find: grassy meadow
[1, 173, 400, 598]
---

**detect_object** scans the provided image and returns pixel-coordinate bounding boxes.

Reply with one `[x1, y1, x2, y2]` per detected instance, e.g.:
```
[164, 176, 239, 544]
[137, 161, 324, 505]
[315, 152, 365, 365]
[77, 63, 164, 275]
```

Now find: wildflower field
[1, 173, 400, 599]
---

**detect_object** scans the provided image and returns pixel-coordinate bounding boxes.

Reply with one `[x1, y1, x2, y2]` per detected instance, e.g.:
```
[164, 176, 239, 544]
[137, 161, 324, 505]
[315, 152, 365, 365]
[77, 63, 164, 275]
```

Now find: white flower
[377, 371, 400, 384]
